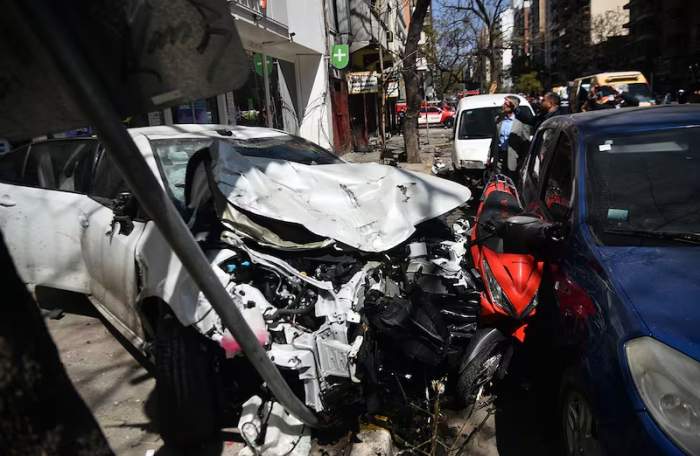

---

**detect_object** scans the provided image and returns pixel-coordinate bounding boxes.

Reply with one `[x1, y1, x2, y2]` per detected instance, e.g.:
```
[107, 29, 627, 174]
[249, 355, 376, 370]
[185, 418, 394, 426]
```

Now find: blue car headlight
[625, 337, 700, 454]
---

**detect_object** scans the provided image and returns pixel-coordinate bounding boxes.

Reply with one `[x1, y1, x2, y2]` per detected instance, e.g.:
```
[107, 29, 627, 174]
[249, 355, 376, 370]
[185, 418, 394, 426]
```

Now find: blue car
[517, 105, 700, 456]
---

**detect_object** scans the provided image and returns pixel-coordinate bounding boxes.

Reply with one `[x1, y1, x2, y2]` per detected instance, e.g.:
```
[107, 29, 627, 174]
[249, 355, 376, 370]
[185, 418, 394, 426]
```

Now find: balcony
[229, 0, 288, 31]
[347, 0, 389, 52]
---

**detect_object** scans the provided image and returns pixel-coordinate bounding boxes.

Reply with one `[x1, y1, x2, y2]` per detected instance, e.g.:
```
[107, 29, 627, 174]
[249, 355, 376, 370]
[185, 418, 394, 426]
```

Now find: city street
[2, 0, 700, 455]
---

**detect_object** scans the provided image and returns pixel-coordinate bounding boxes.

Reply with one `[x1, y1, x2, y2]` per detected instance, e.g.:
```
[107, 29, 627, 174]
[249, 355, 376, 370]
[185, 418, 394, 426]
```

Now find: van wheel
[155, 314, 222, 448]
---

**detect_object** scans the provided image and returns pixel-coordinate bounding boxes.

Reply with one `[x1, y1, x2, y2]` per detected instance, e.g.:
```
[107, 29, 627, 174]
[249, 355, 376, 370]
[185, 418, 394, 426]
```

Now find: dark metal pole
[15, 0, 319, 427]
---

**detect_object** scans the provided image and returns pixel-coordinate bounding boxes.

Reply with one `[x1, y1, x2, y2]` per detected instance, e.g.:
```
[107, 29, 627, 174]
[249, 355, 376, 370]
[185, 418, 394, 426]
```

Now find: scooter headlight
[625, 337, 700, 454]
[482, 259, 516, 316]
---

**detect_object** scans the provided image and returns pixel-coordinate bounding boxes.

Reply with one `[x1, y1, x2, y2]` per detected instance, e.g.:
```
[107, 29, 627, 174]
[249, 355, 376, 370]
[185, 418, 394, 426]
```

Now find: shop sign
[347, 71, 379, 94]
[386, 81, 399, 98]
[331, 44, 349, 69]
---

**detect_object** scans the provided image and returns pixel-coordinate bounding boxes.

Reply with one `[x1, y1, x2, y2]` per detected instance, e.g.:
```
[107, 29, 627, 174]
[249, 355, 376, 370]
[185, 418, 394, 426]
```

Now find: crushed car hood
[210, 141, 471, 252]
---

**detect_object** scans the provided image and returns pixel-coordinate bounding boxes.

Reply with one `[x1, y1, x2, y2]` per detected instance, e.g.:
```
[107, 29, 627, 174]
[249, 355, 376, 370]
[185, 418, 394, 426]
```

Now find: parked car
[451, 94, 534, 181]
[517, 105, 700, 456]
[0, 125, 477, 447]
[418, 105, 454, 128]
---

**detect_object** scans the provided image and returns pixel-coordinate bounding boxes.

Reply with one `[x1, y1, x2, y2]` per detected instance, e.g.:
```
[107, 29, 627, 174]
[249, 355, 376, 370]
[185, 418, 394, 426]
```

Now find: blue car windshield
[587, 127, 700, 244]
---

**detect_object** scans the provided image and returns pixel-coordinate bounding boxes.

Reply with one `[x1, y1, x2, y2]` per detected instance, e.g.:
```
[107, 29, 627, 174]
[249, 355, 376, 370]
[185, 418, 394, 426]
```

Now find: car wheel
[155, 313, 222, 448]
[560, 369, 604, 456]
[443, 118, 454, 129]
[455, 339, 504, 411]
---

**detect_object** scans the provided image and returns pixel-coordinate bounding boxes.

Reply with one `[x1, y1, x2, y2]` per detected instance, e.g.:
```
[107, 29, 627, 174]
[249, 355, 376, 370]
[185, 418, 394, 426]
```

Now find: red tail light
[552, 267, 595, 320]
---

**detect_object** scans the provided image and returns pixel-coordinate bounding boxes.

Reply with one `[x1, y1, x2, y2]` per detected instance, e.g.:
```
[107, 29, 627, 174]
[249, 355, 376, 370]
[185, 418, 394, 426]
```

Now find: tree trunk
[488, 52, 498, 91]
[402, 0, 431, 163]
[0, 232, 113, 456]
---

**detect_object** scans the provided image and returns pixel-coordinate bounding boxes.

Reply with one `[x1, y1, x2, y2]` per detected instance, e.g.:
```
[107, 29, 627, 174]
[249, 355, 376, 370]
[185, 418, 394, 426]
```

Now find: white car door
[0, 139, 100, 292]
[80, 147, 147, 340]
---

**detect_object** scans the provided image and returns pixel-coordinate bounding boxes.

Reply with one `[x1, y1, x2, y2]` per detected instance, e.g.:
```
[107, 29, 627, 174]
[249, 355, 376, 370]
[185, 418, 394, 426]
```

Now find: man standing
[516, 92, 563, 131]
[497, 96, 531, 177]
[537, 92, 563, 127]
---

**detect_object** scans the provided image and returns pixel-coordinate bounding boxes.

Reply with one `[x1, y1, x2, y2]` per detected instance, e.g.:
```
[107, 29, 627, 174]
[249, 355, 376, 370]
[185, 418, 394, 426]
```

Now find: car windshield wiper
[603, 228, 700, 245]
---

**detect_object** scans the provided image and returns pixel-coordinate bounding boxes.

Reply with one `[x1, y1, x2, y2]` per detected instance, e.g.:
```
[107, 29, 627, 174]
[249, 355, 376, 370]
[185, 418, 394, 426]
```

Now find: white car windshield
[151, 135, 342, 208]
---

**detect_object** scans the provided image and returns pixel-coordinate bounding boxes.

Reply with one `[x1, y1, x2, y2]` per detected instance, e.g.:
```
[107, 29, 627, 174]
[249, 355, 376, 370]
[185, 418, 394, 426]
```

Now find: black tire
[443, 118, 454, 129]
[155, 314, 222, 448]
[455, 339, 504, 410]
[559, 368, 604, 456]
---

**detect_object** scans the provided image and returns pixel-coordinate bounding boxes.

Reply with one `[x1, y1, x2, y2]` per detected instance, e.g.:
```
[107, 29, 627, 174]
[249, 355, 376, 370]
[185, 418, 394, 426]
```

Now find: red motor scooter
[455, 173, 562, 408]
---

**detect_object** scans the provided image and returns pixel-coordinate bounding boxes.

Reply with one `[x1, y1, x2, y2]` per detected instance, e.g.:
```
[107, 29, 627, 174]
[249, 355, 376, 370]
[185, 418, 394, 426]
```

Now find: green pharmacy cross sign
[331, 44, 349, 69]
[253, 53, 273, 76]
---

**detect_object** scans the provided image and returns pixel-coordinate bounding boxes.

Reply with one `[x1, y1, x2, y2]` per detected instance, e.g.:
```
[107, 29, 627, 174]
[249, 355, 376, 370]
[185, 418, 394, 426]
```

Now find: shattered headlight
[482, 259, 516, 317]
[625, 337, 700, 454]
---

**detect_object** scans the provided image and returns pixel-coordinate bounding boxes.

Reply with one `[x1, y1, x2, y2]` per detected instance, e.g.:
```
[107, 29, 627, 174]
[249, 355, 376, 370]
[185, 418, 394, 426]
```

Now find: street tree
[423, 14, 480, 97]
[439, 0, 511, 91]
[515, 71, 543, 95]
[402, 0, 432, 163]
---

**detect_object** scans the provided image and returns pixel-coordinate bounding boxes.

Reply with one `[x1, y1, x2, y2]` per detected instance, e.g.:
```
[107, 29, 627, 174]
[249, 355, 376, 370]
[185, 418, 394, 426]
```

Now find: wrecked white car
[0, 125, 479, 448]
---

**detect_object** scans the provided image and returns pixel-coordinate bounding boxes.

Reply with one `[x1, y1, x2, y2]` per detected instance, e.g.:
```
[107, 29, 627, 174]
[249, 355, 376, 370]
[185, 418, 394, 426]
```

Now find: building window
[172, 98, 219, 124]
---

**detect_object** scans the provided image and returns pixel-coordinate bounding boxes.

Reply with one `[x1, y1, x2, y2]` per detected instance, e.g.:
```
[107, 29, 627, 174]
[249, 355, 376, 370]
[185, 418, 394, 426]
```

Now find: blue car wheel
[560, 369, 604, 456]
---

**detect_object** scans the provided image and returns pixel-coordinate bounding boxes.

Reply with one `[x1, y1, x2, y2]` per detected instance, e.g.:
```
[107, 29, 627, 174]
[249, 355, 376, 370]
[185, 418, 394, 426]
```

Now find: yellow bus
[570, 71, 655, 112]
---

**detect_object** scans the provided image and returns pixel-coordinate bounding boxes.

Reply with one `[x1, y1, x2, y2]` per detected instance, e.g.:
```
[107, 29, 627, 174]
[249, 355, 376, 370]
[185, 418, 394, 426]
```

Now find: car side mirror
[111, 192, 138, 235]
[499, 215, 567, 257]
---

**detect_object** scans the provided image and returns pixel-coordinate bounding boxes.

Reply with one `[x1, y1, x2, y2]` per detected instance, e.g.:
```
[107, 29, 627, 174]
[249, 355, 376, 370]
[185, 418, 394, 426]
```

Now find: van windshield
[615, 82, 653, 102]
[457, 107, 500, 140]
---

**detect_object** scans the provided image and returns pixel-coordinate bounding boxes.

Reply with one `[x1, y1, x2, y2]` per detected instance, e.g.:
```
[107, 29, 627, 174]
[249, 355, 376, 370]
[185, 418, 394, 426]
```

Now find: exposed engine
[204, 217, 480, 426]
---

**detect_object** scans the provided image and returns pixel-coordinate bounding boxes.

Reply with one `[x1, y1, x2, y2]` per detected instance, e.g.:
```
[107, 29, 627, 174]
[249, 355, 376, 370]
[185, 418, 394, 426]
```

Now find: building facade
[499, 7, 516, 91]
[624, 0, 700, 95]
[144, 0, 335, 150]
[332, 0, 408, 152]
[546, 0, 628, 83]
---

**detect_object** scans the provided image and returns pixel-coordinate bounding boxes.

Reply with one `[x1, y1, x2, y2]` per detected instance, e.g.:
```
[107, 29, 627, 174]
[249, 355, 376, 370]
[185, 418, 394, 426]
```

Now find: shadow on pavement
[492, 312, 563, 456]
[36, 286, 100, 318]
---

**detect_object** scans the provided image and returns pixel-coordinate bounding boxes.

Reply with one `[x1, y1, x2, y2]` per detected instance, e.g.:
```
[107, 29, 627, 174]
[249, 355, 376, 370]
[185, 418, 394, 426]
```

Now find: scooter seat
[479, 190, 523, 228]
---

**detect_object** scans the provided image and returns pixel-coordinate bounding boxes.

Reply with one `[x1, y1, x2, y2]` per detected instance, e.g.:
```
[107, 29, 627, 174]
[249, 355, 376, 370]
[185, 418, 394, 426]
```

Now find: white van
[451, 94, 533, 178]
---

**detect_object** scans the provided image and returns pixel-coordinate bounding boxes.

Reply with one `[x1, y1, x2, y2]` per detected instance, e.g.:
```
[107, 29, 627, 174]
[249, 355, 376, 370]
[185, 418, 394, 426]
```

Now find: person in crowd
[516, 92, 564, 131]
[496, 96, 532, 178]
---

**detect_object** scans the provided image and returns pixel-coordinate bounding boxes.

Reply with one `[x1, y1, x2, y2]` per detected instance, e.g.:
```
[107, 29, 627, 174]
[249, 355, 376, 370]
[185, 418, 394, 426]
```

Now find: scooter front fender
[459, 327, 508, 373]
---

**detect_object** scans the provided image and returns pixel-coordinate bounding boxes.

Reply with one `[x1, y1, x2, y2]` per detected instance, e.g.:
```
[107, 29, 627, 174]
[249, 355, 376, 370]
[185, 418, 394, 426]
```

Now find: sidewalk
[343, 127, 454, 175]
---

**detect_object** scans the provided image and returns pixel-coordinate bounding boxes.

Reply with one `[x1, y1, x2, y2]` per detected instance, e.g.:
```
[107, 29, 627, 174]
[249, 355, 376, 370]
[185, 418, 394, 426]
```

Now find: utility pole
[378, 43, 386, 156]
[423, 74, 429, 144]
[262, 52, 272, 128]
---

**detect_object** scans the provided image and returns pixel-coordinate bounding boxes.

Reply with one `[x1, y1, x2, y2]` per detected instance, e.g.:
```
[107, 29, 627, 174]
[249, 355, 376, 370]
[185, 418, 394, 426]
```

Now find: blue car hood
[597, 246, 700, 360]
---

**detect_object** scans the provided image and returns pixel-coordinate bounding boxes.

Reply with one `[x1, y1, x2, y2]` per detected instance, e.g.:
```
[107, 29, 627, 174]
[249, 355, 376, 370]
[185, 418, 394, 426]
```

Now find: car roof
[128, 124, 289, 140]
[456, 94, 531, 111]
[543, 105, 700, 140]
[574, 71, 645, 81]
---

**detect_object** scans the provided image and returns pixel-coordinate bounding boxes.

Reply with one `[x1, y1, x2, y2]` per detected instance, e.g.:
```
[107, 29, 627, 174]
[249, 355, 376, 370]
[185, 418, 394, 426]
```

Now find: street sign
[386, 81, 399, 98]
[254, 53, 273, 76]
[347, 71, 379, 94]
[331, 44, 349, 69]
